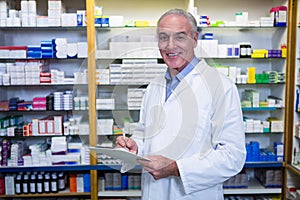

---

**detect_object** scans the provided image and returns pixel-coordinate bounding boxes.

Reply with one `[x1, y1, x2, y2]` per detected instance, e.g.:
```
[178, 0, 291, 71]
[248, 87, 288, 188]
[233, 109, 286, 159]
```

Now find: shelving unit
[93, 0, 290, 199]
[286, 0, 300, 199]
[0, 0, 297, 199]
[224, 178, 282, 195]
[92, 1, 287, 199]
[0, 0, 94, 199]
[98, 190, 141, 198]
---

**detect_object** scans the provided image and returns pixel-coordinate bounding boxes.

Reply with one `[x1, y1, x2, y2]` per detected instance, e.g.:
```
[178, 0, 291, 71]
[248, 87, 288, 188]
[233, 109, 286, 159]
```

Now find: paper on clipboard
[90, 146, 151, 165]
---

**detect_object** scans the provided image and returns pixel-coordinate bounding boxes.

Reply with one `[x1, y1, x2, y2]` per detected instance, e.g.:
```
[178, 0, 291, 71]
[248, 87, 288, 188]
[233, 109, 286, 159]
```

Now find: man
[116, 8, 246, 199]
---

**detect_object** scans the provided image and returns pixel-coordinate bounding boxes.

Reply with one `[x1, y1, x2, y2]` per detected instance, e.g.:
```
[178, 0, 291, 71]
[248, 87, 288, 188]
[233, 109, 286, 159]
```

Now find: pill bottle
[51, 173, 58, 193]
[29, 173, 37, 194]
[44, 173, 51, 193]
[15, 174, 22, 194]
[22, 173, 29, 194]
[58, 172, 66, 191]
[239, 43, 247, 58]
[37, 174, 44, 194]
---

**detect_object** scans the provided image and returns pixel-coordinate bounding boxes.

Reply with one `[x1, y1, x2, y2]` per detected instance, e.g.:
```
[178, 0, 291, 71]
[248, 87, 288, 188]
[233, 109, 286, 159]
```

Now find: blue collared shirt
[165, 57, 200, 101]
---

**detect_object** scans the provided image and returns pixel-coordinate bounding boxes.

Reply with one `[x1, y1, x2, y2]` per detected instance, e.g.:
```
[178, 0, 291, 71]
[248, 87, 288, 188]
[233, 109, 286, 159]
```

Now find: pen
[122, 132, 127, 150]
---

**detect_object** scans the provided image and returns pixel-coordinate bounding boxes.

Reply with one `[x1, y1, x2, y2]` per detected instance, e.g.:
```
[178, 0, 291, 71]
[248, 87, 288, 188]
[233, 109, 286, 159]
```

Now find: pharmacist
[116, 8, 246, 200]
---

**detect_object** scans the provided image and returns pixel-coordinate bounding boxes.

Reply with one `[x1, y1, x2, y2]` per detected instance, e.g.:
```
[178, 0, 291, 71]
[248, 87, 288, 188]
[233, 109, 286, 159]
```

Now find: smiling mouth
[167, 52, 179, 57]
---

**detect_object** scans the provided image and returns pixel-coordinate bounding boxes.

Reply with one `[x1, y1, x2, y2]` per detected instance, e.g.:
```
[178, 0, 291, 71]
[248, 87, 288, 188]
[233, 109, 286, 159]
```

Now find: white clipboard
[90, 146, 151, 165]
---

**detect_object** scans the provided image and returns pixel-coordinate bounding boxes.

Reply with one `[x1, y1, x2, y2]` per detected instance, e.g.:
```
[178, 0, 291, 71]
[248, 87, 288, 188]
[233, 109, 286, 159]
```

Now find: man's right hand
[116, 136, 138, 154]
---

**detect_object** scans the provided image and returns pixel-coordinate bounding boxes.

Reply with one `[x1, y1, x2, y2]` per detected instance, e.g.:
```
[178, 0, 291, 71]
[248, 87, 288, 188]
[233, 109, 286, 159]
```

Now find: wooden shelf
[244, 162, 284, 168]
[98, 190, 141, 197]
[224, 178, 281, 195]
[287, 164, 300, 176]
[0, 164, 123, 173]
[242, 107, 283, 111]
[98, 178, 282, 197]
[1, 189, 90, 198]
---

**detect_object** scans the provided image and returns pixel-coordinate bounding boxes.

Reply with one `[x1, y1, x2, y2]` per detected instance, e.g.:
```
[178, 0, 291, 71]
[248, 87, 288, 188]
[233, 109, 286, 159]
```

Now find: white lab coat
[132, 59, 246, 200]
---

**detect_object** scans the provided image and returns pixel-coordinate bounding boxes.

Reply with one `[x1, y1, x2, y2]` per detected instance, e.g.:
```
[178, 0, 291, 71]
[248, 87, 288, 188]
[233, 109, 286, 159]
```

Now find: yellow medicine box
[247, 67, 256, 84]
[135, 20, 149, 27]
[251, 53, 268, 58]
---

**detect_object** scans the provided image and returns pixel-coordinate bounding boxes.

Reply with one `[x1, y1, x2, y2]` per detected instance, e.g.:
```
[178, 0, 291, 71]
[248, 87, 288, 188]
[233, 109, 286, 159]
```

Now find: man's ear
[193, 32, 199, 48]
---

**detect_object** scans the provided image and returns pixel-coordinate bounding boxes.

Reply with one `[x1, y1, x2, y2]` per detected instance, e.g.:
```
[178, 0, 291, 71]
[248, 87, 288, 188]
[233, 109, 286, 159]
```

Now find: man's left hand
[137, 155, 180, 180]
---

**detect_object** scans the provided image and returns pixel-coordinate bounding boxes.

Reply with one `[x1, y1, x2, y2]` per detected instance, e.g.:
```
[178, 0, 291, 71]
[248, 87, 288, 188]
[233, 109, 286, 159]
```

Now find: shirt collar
[165, 57, 200, 81]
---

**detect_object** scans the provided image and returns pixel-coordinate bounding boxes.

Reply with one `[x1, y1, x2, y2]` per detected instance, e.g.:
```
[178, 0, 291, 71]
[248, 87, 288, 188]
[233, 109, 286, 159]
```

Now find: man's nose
[166, 37, 176, 48]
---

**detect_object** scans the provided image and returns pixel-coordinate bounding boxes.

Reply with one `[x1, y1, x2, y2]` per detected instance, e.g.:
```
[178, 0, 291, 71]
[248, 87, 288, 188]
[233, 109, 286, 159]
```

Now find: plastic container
[30, 173, 37, 194]
[51, 173, 58, 193]
[37, 174, 43, 193]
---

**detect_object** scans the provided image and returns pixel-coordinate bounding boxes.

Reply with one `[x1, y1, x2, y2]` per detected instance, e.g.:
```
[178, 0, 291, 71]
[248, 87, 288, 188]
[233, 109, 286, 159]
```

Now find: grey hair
[157, 8, 197, 33]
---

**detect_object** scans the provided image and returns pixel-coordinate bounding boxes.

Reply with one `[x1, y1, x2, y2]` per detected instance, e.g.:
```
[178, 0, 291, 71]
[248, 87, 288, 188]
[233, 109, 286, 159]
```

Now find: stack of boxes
[48, 0, 62, 27]
[246, 141, 284, 162]
[4, 175, 14, 195]
[0, 46, 27, 59]
[97, 35, 159, 59]
[127, 88, 146, 110]
[7, 63, 25, 85]
[69, 173, 91, 193]
[25, 61, 41, 84]
[96, 69, 110, 85]
[54, 38, 68, 59]
[80, 145, 90, 165]
[31, 115, 63, 136]
[32, 97, 47, 110]
[0, 116, 23, 136]
[198, 15, 210, 27]
[255, 73, 270, 84]
[0, 1, 7, 26]
[23, 144, 48, 166]
[0, 114, 65, 137]
[196, 6, 286, 27]
[99, 172, 141, 191]
[20, 0, 37, 27]
[50, 137, 80, 165]
[109, 59, 167, 85]
[270, 6, 287, 27]
[235, 12, 249, 26]
[74, 69, 88, 84]
[0, 40, 87, 59]
[63, 117, 80, 136]
[96, 98, 115, 110]
[52, 91, 73, 111]
[269, 118, 284, 133]
[196, 39, 286, 59]
[0, 136, 89, 167]
[255, 169, 282, 188]
[251, 49, 285, 58]
[213, 65, 285, 85]
[1, 139, 10, 166]
[6, 6, 20, 27]
[5, 61, 41, 85]
[246, 141, 260, 162]
[241, 89, 259, 108]
[41, 40, 55, 59]
[97, 119, 114, 135]
[260, 17, 274, 27]
[223, 170, 248, 189]
[73, 96, 88, 110]
[50, 69, 64, 84]
[0, 0, 87, 27]
[241, 89, 284, 108]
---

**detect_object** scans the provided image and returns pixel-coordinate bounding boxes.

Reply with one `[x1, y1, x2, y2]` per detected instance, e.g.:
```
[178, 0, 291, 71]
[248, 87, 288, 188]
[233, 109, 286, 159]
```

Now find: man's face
[157, 14, 198, 72]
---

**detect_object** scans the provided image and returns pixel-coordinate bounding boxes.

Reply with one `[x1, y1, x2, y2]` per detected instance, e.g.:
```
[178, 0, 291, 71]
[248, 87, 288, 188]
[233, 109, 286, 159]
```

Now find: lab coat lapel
[166, 80, 189, 103]
[166, 61, 204, 103]
[154, 62, 205, 159]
